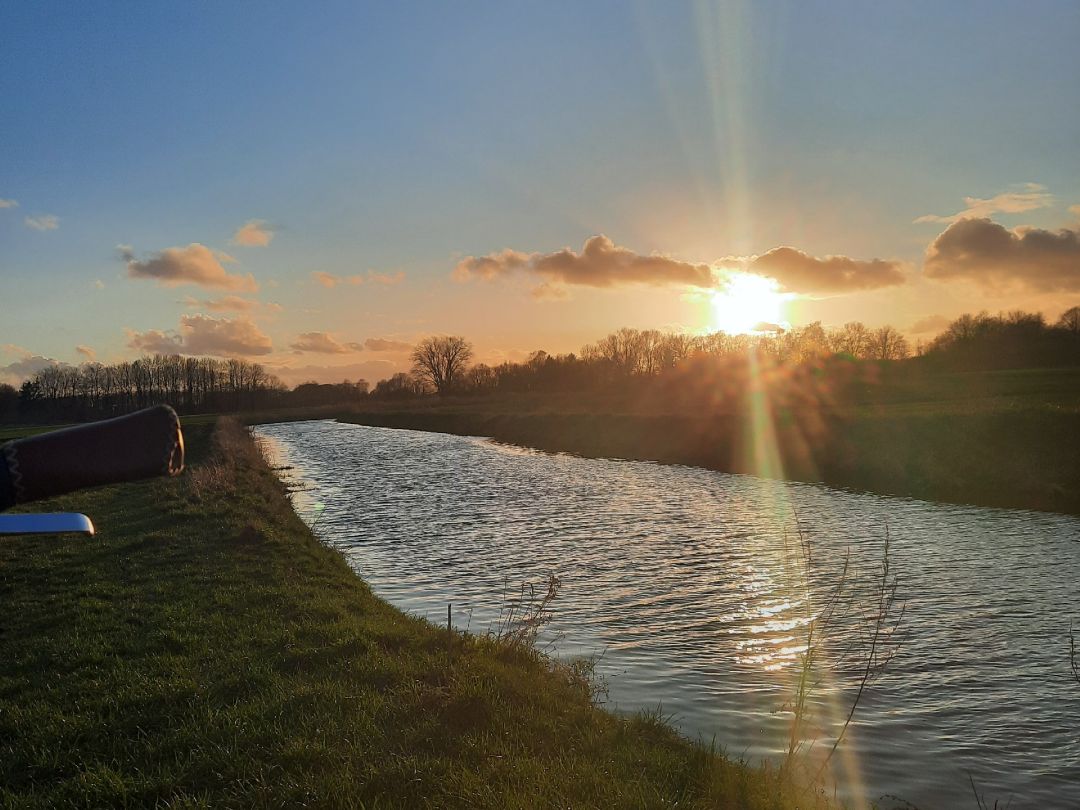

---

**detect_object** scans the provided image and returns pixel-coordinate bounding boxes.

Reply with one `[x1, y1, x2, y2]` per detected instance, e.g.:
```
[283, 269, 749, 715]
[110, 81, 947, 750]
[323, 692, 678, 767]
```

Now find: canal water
[255, 419, 1080, 808]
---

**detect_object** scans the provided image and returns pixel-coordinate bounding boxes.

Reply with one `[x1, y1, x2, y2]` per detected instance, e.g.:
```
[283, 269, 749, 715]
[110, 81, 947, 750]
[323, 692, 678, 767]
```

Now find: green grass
[0, 418, 828, 809]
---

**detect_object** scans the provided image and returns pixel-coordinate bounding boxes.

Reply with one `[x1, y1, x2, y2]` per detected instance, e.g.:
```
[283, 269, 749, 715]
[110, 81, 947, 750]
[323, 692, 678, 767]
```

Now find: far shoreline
[333, 405, 1080, 517]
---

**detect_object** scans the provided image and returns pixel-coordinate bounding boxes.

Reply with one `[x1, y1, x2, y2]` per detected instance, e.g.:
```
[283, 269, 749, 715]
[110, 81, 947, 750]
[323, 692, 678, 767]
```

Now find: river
[254, 419, 1080, 808]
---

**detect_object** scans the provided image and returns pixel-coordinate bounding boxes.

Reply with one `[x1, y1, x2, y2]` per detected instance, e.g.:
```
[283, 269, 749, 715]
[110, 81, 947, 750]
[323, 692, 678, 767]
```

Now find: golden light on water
[710, 274, 786, 334]
[734, 340, 870, 808]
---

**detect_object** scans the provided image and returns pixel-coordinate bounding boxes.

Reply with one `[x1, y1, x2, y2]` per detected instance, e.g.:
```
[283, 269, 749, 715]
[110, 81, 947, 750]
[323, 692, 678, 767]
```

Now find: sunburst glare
[710, 273, 786, 334]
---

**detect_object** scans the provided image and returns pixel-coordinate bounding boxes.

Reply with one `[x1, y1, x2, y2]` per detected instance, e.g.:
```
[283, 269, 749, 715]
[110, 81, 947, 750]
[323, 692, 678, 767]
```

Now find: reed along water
[255, 419, 1080, 808]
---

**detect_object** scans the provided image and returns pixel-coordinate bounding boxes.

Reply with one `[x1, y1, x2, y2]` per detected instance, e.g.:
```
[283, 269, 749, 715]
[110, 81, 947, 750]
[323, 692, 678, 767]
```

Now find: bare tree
[869, 325, 910, 360]
[1057, 305, 1080, 336]
[410, 336, 474, 395]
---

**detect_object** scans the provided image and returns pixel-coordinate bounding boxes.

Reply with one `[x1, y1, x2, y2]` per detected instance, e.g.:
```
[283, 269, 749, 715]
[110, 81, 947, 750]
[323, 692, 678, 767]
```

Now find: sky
[2, 1, 1079, 386]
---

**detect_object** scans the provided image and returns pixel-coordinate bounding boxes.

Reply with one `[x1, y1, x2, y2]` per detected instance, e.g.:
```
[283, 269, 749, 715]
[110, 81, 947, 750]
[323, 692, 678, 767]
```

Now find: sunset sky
[3, 2, 1079, 386]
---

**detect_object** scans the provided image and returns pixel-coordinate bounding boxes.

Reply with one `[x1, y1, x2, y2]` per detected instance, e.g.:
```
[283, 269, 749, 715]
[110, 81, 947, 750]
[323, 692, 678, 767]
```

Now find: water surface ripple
[255, 420, 1080, 808]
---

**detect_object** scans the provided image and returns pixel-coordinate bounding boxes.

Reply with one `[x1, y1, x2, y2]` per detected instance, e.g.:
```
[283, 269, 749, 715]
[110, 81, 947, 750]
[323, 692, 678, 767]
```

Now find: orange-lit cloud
[126, 315, 273, 357]
[311, 270, 405, 288]
[363, 337, 412, 352]
[290, 331, 362, 354]
[268, 359, 401, 387]
[530, 282, 570, 301]
[24, 213, 59, 231]
[456, 235, 902, 297]
[915, 183, 1053, 224]
[729, 247, 906, 294]
[230, 219, 275, 247]
[924, 218, 1080, 291]
[125, 329, 182, 354]
[909, 314, 951, 334]
[75, 345, 96, 361]
[181, 295, 260, 312]
[0, 198, 18, 209]
[312, 271, 362, 288]
[123, 243, 258, 291]
[455, 235, 715, 292]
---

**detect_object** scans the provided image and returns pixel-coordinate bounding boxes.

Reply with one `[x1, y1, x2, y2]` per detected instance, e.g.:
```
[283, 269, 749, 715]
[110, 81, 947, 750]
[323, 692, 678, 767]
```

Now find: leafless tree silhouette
[410, 335, 474, 395]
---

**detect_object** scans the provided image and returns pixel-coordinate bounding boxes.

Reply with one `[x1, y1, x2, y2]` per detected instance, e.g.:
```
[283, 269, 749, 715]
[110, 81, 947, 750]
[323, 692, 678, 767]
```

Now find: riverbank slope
[0, 418, 827, 808]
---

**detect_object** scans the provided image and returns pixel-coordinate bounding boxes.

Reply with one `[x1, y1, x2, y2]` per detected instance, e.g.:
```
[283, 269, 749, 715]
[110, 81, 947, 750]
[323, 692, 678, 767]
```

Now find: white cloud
[24, 214, 59, 231]
[0, 354, 68, 386]
[915, 183, 1053, 224]
[0, 198, 18, 209]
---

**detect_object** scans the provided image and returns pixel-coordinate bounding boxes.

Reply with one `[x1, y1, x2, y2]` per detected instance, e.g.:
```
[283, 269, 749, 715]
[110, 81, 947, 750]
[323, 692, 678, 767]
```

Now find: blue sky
[3, 1, 1079, 384]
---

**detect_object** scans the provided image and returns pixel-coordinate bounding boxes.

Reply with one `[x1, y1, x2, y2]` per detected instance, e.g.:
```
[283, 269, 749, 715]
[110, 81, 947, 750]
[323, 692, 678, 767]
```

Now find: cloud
[24, 214, 59, 231]
[1070, 204, 1080, 221]
[93, 279, 105, 290]
[0, 198, 18, 209]
[181, 294, 259, 312]
[753, 322, 785, 333]
[125, 329, 184, 354]
[126, 315, 273, 357]
[915, 183, 1053, 224]
[727, 247, 906, 294]
[312, 271, 360, 288]
[363, 337, 413, 352]
[456, 235, 901, 297]
[923, 217, 1080, 292]
[269, 359, 401, 387]
[455, 235, 715, 292]
[290, 331, 361, 354]
[123, 243, 258, 291]
[312, 270, 404, 288]
[75, 345, 97, 361]
[530, 282, 570, 301]
[231, 219, 275, 247]
[909, 314, 952, 334]
[0, 355, 68, 386]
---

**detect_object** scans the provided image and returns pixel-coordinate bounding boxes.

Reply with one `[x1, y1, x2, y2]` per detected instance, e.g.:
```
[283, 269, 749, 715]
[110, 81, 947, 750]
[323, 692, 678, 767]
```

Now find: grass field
[0, 418, 831, 808]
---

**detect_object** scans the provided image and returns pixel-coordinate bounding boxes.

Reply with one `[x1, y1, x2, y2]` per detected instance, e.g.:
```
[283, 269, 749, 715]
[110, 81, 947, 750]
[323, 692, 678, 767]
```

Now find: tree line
[1, 356, 368, 423]
[920, 307, 1080, 371]
[3, 307, 1078, 421]
[391, 308, 1080, 399]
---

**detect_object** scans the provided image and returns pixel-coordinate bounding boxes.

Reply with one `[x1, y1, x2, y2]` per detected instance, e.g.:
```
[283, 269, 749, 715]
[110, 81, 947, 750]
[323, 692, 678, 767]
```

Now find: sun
[709, 274, 786, 334]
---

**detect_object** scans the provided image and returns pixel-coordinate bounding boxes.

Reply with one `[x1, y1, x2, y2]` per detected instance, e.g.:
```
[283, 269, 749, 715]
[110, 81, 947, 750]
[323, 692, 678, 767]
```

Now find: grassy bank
[0, 418, 828, 808]
[339, 368, 1080, 516]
